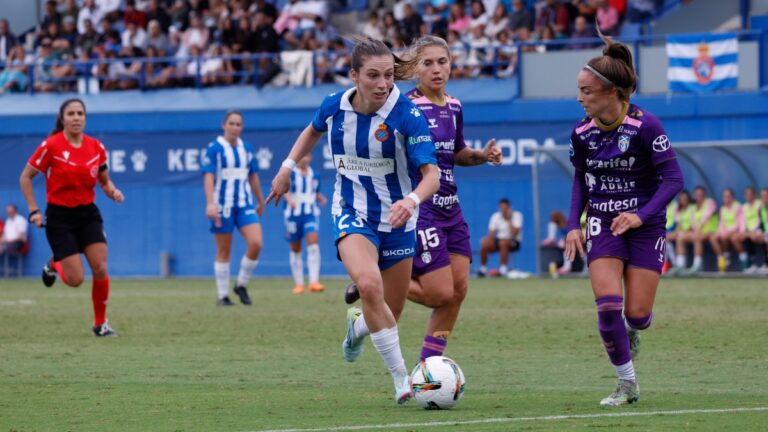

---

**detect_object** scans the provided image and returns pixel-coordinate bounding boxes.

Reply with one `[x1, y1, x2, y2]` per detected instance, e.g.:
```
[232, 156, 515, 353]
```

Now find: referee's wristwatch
[28, 209, 40, 222]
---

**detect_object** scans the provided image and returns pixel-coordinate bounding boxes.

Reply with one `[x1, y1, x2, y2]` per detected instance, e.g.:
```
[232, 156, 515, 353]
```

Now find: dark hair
[223, 110, 243, 124]
[499, 198, 510, 205]
[744, 185, 755, 194]
[677, 189, 690, 209]
[350, 36, 416, 81]
[584, 28, 637, 101]
[722, 187, 734, 196]
[51, 98, 86, 136]
[694, 185, 706, 193]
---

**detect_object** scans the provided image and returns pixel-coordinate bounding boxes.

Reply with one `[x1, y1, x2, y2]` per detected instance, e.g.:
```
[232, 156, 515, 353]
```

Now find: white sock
[546, 222, 557, 240]
[479, 265, 487, 273]
[499, 264, 508, 274]
[675, 254, 686, 268]
[307, 244, 320, 284]
[236, 256, 259, 287]
[614, 360, 636, 382]
[561, 252, 572, 271]
[214, 261, 230, 299]
[370, 326, 407, 376]
[289, 251, 304, 286]
[623, 316, 634, 332]
[353, 314, 370, 339]
[693, 256, 702, 268]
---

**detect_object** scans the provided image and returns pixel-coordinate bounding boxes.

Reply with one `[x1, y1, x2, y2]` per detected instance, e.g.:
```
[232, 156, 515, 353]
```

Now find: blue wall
[1, 84, 767, 277]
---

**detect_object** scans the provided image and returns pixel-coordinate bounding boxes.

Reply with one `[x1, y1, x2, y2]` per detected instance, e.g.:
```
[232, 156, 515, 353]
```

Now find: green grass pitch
[1, 277, 766, 431]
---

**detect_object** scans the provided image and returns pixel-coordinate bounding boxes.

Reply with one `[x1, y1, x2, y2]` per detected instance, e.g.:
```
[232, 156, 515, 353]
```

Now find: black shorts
[494, 238, 521, 252]
[45, 203, 106, 261]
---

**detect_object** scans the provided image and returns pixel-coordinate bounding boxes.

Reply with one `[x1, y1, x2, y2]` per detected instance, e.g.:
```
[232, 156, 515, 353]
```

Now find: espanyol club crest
[421, 251, 432, 264]
[374, 123, 389, 142]
[693, 42, 714, 85]
[618, 135, 630, 153]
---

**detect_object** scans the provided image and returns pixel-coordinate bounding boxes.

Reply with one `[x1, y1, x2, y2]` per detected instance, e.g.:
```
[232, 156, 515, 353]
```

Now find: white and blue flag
[666, 32, 738, 93]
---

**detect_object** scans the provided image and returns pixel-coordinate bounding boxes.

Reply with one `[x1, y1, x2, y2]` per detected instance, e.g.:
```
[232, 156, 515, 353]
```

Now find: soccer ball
[410, 356, 466, 410]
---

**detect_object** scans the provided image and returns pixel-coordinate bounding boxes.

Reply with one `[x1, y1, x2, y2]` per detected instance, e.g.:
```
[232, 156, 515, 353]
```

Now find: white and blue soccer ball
[410, 356, 466, 410]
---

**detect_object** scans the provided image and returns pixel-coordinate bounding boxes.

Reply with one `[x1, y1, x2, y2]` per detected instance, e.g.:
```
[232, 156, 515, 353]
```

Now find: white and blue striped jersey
[284, 166, 321, 218]
[201, 136, 259, 208]
[311, 84, 437, 232]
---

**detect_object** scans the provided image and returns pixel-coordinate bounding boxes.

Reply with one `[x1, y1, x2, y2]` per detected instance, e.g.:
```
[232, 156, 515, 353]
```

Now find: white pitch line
[247, 407, 768, 432]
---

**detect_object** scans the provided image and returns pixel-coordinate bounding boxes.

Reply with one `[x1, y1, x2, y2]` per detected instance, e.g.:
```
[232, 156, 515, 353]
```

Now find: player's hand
[610, 212, 642, 236]
[388, 197, 417, 228]
[206, 203, 221, 228]
[318, 194, 327, 207]
[266, 168, 291, 206]
[111, 188, 124, 203]
[483, 138, 502, 165]
[563, 228, 585, 262]
[256, 201, 265, 217]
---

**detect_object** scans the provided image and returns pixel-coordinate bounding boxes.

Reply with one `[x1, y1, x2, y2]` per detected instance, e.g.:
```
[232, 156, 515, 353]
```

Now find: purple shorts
[585, 212, 667, 273]
[412, 215, 472, 277]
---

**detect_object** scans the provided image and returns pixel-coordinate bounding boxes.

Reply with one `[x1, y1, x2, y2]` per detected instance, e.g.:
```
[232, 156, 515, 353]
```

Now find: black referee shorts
[45, 203, 107, 261]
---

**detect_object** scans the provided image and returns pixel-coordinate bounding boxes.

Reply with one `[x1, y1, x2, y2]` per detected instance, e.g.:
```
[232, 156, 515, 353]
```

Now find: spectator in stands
[382, 12, 400, 46]
[121, 20, 149, 52]
[448, 3, 471, 35]
[0, 204, 28, 256]
[492, 28, 517, 77]
[478, 198, 523, 277]
[446, 28, 471, 79]
[469, 1, 489, 29]
[96, 48, 136, 90]
[535, 0, 569, 38]
[567, 15, 596, 49]
[568, 0, 597, 26]
[60, 16, 79, 50]
[516, 26, 537, 53]
[535, 24, 556, 52]
[77, 0, 103, 35]
[247, 11, 280, 54]
[169, 0, 191, 31]
[282, 0, 328, 49]
[308, 16, 338, 50]
[124, 0, 148, 29]
[41, 1, 62, 31]
[33, 37, 76, 93]
[0, 18, 19, 65]
[466, 23, 491, 76]
[146, 19, 171, 53]
[595, 0, 620, 36]
[740, 186, 764, 273]
[201, 44, 234, 86]
[610, 0, 627, 18]
[432, 0, 456, 18]
[58, 0, 80, 22]
[146, 0, 172, 33]
[485, 3, 509, 40]
[423, 3, 448, 35]
[143, 45, 176, 88]
[250, 0, 279, 24]
[361, 11, 385, 41]
[711, 188, 745, 271]
[180, 13, 209, 57]
[509, 0, 532, 32]
[77, 18, 100, 53]
[0, 45, 29, 93]
[96, 0, 122, 23]
[398, 3, 424, 45]
[681, 185, 718, 273]
[213, 15, 238, 48]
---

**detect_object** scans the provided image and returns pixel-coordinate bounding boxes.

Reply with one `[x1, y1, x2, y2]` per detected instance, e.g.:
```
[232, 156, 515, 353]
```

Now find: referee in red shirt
[20, 98, 124, 337]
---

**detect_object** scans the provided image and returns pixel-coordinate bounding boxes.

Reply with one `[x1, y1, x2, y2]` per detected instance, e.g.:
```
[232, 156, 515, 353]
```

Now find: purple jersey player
[563, 33, 683, 407]
[344, 36, 502, 363]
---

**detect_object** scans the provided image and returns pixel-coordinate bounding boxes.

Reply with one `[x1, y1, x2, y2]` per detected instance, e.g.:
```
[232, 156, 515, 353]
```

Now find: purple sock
[419, 335, 447, 361]
[626, 313, 653, 330]
[596, 296, 632, 366]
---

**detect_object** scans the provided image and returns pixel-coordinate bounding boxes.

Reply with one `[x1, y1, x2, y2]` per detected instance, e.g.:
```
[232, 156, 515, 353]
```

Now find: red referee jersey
[28, 132, 107, 207]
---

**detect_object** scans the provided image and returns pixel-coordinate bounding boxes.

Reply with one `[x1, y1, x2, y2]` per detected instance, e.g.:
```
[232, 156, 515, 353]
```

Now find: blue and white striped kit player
[201, 136, 260, 233]
[311, 84, 437, 269]
[284, 166, 321, 243]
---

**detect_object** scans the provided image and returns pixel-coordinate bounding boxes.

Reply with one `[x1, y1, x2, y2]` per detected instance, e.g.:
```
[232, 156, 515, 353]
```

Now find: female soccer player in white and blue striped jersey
[202, 111, 266, 306]
[267, 37, 440, 405]
[283, 154, 327, 294]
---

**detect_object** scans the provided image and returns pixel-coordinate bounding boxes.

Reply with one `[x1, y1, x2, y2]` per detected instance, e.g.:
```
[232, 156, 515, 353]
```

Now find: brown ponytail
[584, 29, 637, 101]
[348, 36, 419, 81]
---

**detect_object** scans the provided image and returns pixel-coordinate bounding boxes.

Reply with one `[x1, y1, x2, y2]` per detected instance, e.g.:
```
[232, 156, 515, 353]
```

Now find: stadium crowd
[0, 0, 670, 94]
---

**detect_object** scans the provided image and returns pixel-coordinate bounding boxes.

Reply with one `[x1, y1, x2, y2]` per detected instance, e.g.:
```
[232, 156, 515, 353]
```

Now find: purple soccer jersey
[569, 104, 678, 271]
[407, 88, 473, 275]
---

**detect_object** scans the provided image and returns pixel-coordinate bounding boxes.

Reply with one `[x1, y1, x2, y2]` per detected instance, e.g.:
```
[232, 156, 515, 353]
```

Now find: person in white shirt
[478, 198, 522, 276]
[0, 204, 28, 255]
